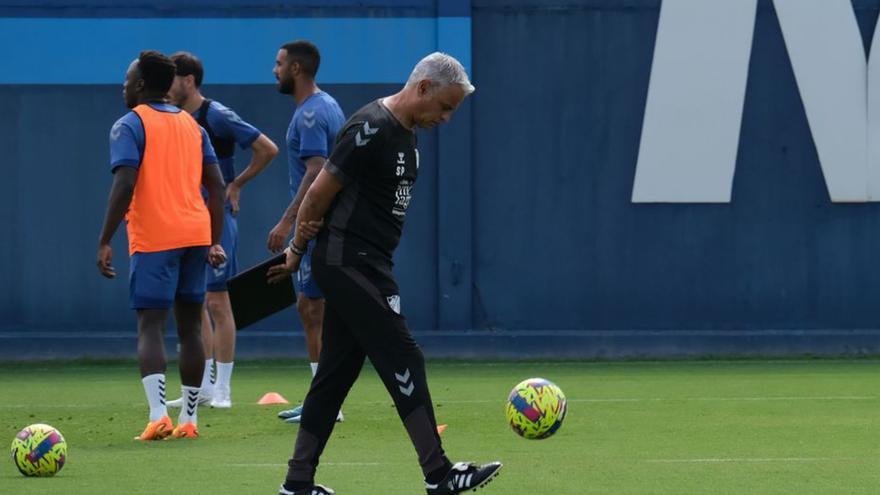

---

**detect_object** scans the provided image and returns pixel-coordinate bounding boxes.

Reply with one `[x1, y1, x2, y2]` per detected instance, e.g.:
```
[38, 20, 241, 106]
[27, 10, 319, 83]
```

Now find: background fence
[2, 0, 880, 358]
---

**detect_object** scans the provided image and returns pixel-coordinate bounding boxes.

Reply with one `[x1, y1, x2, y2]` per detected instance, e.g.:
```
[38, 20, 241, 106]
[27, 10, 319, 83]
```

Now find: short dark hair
[138, 50, 176, 94]
[171, 51, 204, 87]
[281, 40, 321, 77]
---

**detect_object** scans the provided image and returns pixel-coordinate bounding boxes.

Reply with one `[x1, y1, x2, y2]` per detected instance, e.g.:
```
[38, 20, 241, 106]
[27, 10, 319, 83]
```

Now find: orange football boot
[168, 422, 199, 439]
[134, 416, 173, 441]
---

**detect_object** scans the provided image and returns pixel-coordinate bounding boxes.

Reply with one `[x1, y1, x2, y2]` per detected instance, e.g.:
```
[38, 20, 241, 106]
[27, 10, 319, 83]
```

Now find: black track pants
[286, 262, 449, 484]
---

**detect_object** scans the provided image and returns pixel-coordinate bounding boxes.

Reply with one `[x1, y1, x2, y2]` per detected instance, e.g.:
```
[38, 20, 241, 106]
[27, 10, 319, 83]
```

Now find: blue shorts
[206, 208, 238, 292]
[295, 241, 323, 299]
[129, 246, 209, 309]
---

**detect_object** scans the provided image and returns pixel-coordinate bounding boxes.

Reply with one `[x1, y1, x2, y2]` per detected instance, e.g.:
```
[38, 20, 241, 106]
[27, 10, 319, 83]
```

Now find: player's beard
[124, 90, 137, 109]
[278, 76, 295, 95]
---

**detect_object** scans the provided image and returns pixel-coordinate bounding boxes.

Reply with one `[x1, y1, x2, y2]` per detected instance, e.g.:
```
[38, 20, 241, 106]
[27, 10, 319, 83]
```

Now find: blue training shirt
[109, 102, 217, 172]
[286, 91, 346, 198]
[193, 100, 261, 185]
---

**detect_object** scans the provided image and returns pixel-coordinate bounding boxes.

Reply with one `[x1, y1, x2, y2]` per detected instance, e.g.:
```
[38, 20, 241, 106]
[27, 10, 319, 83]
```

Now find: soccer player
[267, 53, 502, 495]
[97, 50, 226, 440]
[165, 51, 279, 409]
[267, 40, 346, 424]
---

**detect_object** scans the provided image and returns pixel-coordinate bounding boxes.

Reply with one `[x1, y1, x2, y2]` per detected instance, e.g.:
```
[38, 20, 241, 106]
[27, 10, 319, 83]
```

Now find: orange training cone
[258, 392, 290, 405]
[436, 424, 448, 435]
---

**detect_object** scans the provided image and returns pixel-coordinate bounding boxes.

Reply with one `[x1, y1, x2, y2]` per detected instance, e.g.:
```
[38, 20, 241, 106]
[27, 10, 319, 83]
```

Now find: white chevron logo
[400, 382, 414, 396]
[302, 110, 317, 128]
[212, 261, 226, 277]
[110, 121, 123, 141]
[395, 368, 414, 396]
[394, 369, 410, 383]
[355, 122, 379, 147]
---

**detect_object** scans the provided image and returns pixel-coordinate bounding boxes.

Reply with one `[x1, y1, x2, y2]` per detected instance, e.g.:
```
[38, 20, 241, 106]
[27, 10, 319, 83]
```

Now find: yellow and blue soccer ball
[10, 423, 67, 477]
[506, 378, 567, 439]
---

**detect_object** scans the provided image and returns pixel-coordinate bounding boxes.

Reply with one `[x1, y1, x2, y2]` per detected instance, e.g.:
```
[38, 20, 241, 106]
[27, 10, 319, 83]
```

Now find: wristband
[289, 240, 306, 256]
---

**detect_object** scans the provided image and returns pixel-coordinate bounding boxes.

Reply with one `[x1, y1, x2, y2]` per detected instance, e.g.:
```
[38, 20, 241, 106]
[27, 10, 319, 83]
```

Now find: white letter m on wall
[633, 0, 880, 203]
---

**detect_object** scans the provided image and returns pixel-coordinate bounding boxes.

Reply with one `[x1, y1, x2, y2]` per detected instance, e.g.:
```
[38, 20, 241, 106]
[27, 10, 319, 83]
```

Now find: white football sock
[310, 362, 319, 377]
[215, 361, 234, 392]
[178, 386, 201, 425]
[200, 359, 215, 396]
[141, 374, 168, 421]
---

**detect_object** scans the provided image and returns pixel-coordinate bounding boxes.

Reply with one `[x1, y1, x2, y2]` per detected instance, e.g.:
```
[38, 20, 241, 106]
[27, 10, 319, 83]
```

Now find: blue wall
[471, 0, 880, 334]
[3, 0, 880, 358]
[0, 84, 439, 333]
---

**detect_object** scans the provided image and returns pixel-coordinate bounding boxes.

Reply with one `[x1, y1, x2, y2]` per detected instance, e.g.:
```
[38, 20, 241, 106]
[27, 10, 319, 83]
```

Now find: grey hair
[405, 52, 475, 95]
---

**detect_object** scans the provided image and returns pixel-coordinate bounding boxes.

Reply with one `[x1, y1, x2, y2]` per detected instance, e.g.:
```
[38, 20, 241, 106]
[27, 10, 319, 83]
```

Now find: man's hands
[226, 181, 242, 214]
[97, 243, 226, 280]
[267, 219, 324, 252]
[97, 244, 115, 278]
[208, 244, 227, 267]
[298, 219, 323, 241]
[267, 247, 302, 284]
[265, 218, 323, 284]
[267, 219, 293, 253]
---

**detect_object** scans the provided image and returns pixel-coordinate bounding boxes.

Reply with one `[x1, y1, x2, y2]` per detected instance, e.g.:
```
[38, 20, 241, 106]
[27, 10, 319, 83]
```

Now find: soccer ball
[10, 424, 67, 477]
[506, 378, 567, 439]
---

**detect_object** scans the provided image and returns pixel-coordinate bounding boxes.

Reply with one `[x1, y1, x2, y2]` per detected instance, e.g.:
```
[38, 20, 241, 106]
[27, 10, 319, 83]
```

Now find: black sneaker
[425, 461, 503, 494]
[278, 484, 334, 495]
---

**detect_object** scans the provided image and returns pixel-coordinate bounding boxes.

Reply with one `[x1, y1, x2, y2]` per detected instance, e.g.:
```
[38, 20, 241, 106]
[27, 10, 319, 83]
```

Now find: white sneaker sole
[429, 464, 503, 494]
[283, 411, 344, 424]
[167, 396, 212, 408]
[464, 464, 502, 493]
[472, 464, 502, 492]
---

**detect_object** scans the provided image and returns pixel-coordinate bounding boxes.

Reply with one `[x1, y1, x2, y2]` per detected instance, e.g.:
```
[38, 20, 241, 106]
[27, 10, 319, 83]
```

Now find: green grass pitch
[1, 359, 878, 494]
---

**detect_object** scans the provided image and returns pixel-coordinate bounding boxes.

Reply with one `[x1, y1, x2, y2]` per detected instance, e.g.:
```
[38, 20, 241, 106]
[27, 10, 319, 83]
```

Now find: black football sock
[425, 461, 454, 484]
